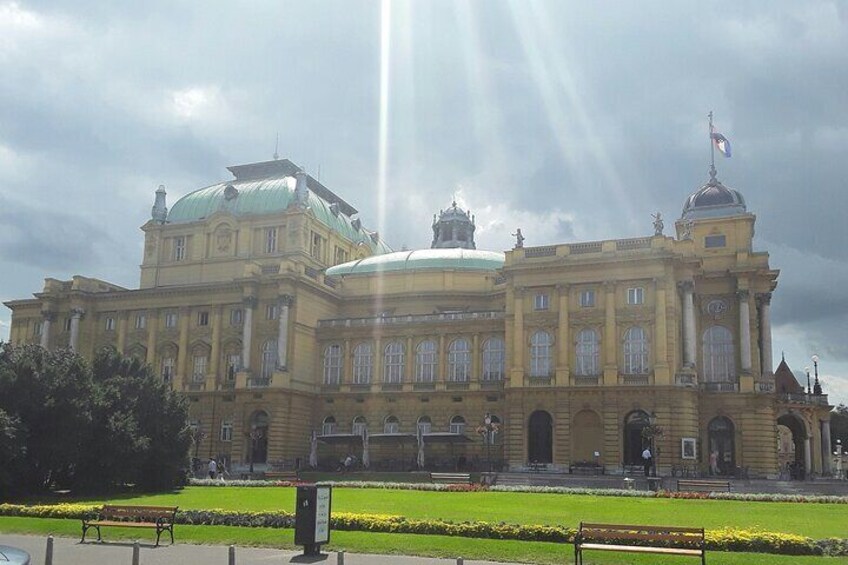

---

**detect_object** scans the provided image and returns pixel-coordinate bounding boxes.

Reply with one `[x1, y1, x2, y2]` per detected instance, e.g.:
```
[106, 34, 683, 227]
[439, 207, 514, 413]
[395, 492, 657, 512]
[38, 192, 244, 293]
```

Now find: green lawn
[63, 486, 848, 538]
[3, 517, 847, 565]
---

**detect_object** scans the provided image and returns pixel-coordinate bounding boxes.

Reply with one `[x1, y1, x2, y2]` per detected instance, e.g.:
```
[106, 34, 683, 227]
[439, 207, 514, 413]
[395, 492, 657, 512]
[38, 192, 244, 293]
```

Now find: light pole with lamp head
[248, 426, 264, 474]
[804, 366, 811, 395]
[836, 439, 844, 480]
[812, 355, 822, 395]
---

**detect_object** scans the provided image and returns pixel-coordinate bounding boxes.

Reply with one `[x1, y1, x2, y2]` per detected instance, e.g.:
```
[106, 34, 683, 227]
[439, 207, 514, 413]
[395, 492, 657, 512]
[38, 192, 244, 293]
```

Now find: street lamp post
[477, 413, 499, 473]
[836, 439, 844, 480]
[804, 366, 811, 396]
[812, 355, 822, 395]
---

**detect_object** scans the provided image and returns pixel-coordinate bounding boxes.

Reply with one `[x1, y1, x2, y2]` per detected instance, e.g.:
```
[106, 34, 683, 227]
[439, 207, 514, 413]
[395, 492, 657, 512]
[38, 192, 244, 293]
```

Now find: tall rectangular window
[197, 311, 209, 326]
[220, 420, 233, 441]
[229, 308, 243, 326]
[334, 246, 349, 265]
[134, 314, 146, 329]
[264, 227, 278, 253]
[534, 293, 550, 310]
[173, 236, 186, 261]
[193, 355, 208, 381]
[311, 232, 324, 261]
[164, 312, 178, 328]
[266, 304, 278, 320]
[33, 321, 43, 337]
[104, 317, 115, 331]
[627, 287, 644, 305]
[579, 289, 595, 308]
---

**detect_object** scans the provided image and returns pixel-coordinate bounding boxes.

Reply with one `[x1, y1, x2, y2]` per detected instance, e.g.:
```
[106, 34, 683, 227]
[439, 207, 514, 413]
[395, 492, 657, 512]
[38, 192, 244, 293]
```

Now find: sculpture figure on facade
[512, 228, 524, 249]
[652, 212, 664, 236]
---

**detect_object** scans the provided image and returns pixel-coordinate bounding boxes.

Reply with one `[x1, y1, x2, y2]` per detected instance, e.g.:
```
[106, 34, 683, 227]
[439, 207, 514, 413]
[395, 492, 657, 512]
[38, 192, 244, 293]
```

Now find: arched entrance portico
[623, 410, 650, 466]
[707, 416, 735, 476]
[777, 413, 807, 479]
[528, 410, 553, 464]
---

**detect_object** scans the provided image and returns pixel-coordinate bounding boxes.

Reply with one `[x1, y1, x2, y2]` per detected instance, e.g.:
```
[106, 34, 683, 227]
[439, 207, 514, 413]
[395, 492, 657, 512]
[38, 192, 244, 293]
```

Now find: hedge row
[188, 478, 848, 505]
[2, 503, 846, 556]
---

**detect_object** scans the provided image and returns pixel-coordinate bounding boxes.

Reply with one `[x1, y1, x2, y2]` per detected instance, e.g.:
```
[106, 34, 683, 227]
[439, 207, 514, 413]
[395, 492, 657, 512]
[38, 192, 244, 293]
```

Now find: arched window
[383, 341, 405, 383]
[323, 344, 342, 385]
[702, 326, 735, 382]
[260, 340, 277, 379]
[353, 342, 373, 384]
[530, 330, 553, 377]
[449, 415, 466, 435]
[352, 416, 367, 437]
[623, 326, 649, 374]
[223, 340, 241, 382]
[384, 415, 400, 434]
[322, 416, 337, 436]
[482, 337, 505, 381]
[448, 338, 470, 382]
[192, 343, 210, 382]
[160, 355, 175, 385]
[575, 329, 600, 376]
[415, 340, 437, 382]
[417, 415, 432, 434]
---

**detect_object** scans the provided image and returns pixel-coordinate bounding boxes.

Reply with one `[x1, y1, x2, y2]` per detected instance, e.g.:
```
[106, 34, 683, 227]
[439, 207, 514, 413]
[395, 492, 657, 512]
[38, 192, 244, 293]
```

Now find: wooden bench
[81, 505, 178, 546]
[574, 522, 706, 565]
[264, 470, 300, 482]
[677, 479, 731, 492]
[430, 472, 472, 484]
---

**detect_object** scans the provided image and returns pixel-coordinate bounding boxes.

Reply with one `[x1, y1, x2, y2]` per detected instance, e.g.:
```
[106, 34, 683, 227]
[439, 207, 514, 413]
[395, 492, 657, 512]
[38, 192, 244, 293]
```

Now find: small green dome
[166, 163, 392, 255]
[325, 248, 505, 276]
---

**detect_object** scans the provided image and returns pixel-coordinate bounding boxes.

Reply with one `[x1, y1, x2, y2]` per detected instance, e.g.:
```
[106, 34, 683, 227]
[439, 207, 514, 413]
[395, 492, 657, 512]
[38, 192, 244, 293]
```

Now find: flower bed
[2, 503, 845, 555]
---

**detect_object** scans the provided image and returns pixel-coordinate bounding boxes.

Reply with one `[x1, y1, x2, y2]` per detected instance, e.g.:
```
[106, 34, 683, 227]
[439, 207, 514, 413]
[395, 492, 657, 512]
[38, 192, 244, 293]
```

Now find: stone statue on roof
[652, 212, 664, 236]
[512, 228, 524, 249]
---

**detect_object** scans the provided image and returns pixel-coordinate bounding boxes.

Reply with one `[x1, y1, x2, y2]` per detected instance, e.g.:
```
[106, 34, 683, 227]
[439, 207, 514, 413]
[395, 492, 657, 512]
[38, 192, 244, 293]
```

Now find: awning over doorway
[422, 432, 472, 444]
[318, 433, 363, 445]
[367, 433, 417, 444]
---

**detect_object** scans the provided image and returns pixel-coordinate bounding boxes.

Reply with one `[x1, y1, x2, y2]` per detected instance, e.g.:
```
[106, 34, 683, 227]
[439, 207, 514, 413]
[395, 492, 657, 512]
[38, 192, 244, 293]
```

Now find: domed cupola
[431, 201, 476, 249]
[681, 167, 747, 221]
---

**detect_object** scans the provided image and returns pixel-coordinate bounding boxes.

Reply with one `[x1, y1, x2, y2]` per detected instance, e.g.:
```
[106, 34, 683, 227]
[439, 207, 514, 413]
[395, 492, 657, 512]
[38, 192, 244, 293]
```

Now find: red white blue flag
[710, 128, 732, 158]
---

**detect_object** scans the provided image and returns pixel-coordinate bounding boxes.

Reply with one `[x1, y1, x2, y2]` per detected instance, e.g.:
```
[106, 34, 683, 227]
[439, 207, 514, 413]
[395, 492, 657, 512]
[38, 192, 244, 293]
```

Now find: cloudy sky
[1, 0, 846, 403]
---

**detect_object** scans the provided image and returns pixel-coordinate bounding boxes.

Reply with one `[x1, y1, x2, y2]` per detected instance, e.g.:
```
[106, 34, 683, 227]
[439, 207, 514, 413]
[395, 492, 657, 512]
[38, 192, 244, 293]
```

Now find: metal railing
[701, 382, 739, 392]
[318, 310, 504, 328]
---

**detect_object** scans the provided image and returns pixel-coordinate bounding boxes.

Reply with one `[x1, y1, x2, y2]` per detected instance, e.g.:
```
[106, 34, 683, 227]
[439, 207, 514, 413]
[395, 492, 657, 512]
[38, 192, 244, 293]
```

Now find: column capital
[756, 292, 772, 306]
[243, 296, 258, 308]
[279, 294, 295, 307]
[42, 311, 56, 322]
[513, 286, 526, 297]
[736, 289, 750, 301]
[677, 280, 695, 293]
[118, 311, 130, 320]
[603, 280, 616, 292]
[70, 308, 85, 319]
[555, 283, 570, 295]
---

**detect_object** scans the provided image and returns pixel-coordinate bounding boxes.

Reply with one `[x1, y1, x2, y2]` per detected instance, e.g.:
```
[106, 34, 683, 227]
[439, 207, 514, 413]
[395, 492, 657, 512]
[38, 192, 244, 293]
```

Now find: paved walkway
[0, 534, 526, 565]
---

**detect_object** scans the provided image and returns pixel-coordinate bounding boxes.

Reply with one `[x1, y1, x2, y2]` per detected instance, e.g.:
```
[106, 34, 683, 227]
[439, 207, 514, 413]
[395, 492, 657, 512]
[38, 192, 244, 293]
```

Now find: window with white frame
[530, 330, 553, 377]
[627, 287, 644, 305]
[352, 416, 367, 437]
[415, 340, 437, 382]
[322, 416, 337, 436]
[260, 340, 277, 379]
[266, 304, 278, 320]
[226, 353, 240, 381]
[173, 236, 186, 261]
[323, 344, 342, 385]
[220, 420, 233, 441]
[164, 312, 178, 328]
[534, 293, 550, 310]
[579, 289, 595, 307]
[264, 227, 278, 254]
[449, 415, 466, 435]
[702, 325, 735, 382]
[384, 415, 399, 434]
[623, 326, 649, 374]
[417, 416, 432, 435]
[448, 338, 471, 382]
[192, 354, 208, 381]
[352, 342, 373, 384]
[383, 341, 405, 384]
[197, 311, 209, 326]
[104, 317, 115, 331]
[311, 232, 324, 260]
[229, 308, 243, 326]
[575, 329, 600, 376]
[161, 356, 174, 384]
[482, 337, 505, 381]
[134, 313, 146, 330]
[334, 246, 349, 265]
[63, 317, 72, 332]
[33, 321, 43, 337]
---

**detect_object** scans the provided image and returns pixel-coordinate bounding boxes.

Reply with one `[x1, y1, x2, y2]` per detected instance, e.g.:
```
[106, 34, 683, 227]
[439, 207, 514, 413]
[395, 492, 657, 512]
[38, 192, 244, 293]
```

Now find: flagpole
[708, 111, 717, 181]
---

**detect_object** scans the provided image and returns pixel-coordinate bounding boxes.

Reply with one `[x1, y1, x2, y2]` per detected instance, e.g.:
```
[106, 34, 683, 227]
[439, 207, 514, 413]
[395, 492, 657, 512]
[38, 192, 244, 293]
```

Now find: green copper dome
[325, 248, 505, 276]
[166, 160, 392, 255]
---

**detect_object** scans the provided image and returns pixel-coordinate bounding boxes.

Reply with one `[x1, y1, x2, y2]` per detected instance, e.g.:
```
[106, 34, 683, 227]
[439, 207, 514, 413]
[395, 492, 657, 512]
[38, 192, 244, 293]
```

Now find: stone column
[343, 339, 351, 385]
[822, 420, 833, 475]
[277, 295, 294, 370]
[177, 307, 190, 381]
[375, 336, 383, 384]
[512, 289, 525, 381]
[738, 290, 752, 373]
[757, 292, 773, 375]
[556, 284, 570, 385]
[40, 312, 54, 349]
[438, 334, 446, 382]
[210, 306, 222, 382]
[654, 280, 670, 384]
[679, 281, 696, 368]
[603, 281, 617, 385]
[146, 309, 158, 365]
[804, 436, 812, 479]
[69, 308, 84, 353]
[472, 333, 480, 383]
[242, 297, 257, 371]
[406, 336, 414, 382]
[117, 312, 129, 353]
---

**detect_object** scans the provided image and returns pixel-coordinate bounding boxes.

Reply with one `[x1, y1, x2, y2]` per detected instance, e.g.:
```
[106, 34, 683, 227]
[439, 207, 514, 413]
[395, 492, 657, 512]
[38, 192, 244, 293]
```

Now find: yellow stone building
[4, 158, 834, 478]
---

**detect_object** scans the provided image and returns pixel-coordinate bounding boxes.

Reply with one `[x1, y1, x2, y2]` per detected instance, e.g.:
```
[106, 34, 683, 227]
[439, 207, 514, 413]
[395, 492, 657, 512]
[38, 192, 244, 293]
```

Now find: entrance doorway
[249, 411, 269, 464]
[777, 413, 807, 479]
[623, 411, 650, 466]
[707, 416, 735, 476]
[528, 410, 553, 464]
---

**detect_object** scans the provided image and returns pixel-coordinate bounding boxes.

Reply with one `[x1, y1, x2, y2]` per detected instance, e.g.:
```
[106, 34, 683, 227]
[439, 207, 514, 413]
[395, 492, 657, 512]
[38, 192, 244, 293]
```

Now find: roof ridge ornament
[151, 184, 168, 224]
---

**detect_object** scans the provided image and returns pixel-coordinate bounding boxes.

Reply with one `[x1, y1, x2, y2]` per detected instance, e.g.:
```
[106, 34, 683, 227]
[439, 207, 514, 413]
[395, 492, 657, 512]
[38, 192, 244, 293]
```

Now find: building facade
[4, 159, 834, 477]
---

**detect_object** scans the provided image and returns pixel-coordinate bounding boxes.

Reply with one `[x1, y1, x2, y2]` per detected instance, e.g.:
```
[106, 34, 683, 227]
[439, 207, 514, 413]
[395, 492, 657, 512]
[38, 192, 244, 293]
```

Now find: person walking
[208, 457, 218, 479]
[641, 446, 652, 477]
[709, 450, 719, 476]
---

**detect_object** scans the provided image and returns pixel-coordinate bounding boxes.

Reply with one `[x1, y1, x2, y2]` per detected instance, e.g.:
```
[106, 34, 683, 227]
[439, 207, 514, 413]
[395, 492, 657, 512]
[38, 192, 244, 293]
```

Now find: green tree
[832, 404, 848, 452]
